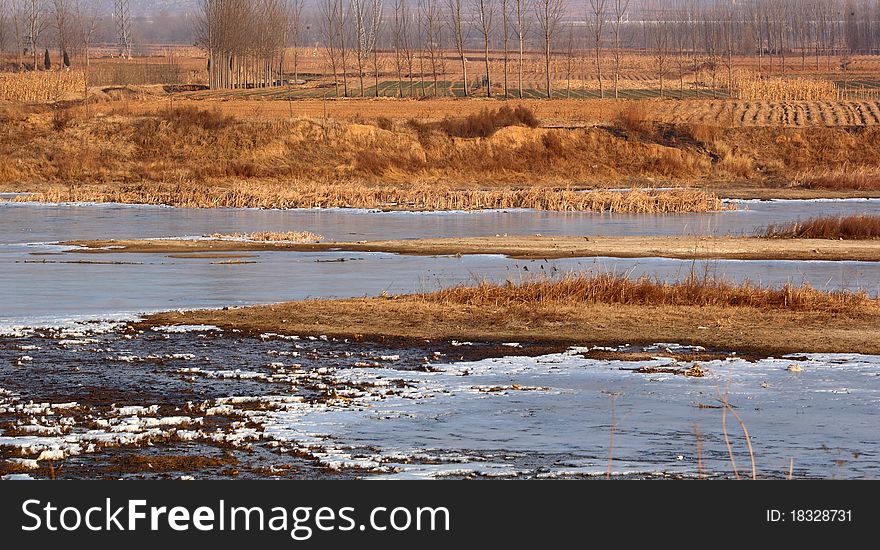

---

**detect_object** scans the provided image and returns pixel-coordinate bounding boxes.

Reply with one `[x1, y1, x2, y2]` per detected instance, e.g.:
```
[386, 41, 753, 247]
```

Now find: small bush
[614, 103, 654, 136]
[438, 106, 540, 138]
[51, 108, 75, 132]
[375, 117, 394, 131]
[684, 123, 723, 144]
[159, 106, 236, 131]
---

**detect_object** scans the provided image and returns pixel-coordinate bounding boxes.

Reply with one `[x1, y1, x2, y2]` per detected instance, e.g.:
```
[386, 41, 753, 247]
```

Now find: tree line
[3, 0, 880, 97]
[0, 0, 101, 71]
[193, 0, 880, 96]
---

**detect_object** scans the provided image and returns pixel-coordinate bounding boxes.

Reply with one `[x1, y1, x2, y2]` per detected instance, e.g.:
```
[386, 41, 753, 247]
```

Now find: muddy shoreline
[65, 235, 880, 262]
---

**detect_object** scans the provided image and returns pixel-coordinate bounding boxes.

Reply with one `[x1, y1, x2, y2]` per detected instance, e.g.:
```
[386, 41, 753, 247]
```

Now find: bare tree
[392, 0, 406, 96]
[501, 0, 510, 97]
[369, 0, 383, 96]
[473, 0, 494, 97]
[447, 0, 470, 96]
[51, 0, 68, 64]
[653, 1, 670, 99]
[25, 0, 47, 70]
[564, 18, 575, 97]
[0, 0, 9, 55]
[587, 0, 607, 98]
[513, 0, 529, 98]
[422, 0, 442, 95]
[535, 0, 564, 98]
[611, 0, 629, 99]
[320, 0, 343, 96]
[339, 0, 350, 96]
[287, 0, 305, 84]
[198, 0, 288, 90]
[72, 0, 98, 94]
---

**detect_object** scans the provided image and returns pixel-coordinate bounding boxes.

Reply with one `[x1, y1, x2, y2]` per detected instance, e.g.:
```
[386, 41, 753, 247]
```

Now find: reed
[421, 272, 871, 313]
[20, 182, 734, 213]
[794, 168, 880, 191]
[763, 215, 880, 240]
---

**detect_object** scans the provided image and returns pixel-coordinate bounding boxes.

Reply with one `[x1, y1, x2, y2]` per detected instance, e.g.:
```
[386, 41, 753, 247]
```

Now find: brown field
[138, 275, 880, 356]
[63, 94, 880, 129]
[65, 235, 880, 263]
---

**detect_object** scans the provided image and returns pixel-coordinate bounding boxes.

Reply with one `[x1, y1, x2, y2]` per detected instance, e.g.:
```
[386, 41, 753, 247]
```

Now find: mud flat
[66, 235, 880, 262]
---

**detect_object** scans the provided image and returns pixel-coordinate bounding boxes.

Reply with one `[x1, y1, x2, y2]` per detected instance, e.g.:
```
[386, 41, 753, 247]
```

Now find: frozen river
[1, 200, 879, 480]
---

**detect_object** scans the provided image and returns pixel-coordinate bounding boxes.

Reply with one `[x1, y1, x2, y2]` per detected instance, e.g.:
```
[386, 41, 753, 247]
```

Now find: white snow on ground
[153, 325, 221, 333]
[2, 343, 879, 479]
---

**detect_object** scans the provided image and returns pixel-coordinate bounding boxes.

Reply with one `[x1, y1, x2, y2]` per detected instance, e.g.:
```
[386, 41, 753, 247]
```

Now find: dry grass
[614, 102, 654, 136]
[4, 104, 880, 203]
[210, 231, 324, 243]
[794, 168, 880, 191]
[764, 215, 880, 240]
[422, 273, 871, 313]
[0, 70, 86, 102]
[22, 182, 730, 213]
[437, 106, 540, 138]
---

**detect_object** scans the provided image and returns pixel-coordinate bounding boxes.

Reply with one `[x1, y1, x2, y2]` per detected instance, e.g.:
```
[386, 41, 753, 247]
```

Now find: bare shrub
[375, 117, 394, 131]
[438, 106, 540, 138]
[159, 106, 237, 131]
[614, 102, 653, 136]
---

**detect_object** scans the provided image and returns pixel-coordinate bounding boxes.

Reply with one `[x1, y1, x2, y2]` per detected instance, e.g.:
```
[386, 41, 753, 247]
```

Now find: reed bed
[793, 168, 880, 191]
[422, 273, 871, 313]
[210, 231, 323, 243]
[21, 182, 734, 213]
[764, 215, 880, 240]
[0, 70, 85, 102]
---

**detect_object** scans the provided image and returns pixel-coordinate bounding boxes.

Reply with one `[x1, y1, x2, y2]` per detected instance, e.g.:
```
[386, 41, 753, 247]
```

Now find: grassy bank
[3, 103, 880, 208]
[138, 275, 880, 356]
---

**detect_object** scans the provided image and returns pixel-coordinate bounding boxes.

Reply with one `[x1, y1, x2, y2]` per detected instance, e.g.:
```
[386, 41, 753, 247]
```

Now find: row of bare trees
[308, 0, 880, 98]
[197, 0, 294, 89]
[0, 0, 101, 71]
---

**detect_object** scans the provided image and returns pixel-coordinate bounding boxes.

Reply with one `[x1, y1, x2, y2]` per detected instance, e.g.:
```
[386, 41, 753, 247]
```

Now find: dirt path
[66, 236, 880, 262]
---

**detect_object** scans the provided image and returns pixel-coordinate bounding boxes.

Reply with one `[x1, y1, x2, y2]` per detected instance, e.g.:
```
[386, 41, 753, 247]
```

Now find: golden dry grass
[23, 182, 730, 213]
[424, 273, 871, 313]
[764, 215, 880, 240]
[793, 168, 880, 191]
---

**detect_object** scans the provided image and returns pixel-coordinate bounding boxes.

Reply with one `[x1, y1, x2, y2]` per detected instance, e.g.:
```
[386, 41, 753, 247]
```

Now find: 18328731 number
[766, 509, 853, 523]
[790, 510, 852, 522]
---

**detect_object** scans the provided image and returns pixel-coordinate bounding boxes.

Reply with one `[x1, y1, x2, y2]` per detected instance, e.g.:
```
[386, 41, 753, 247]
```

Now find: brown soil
[66, 236, 880, 262]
